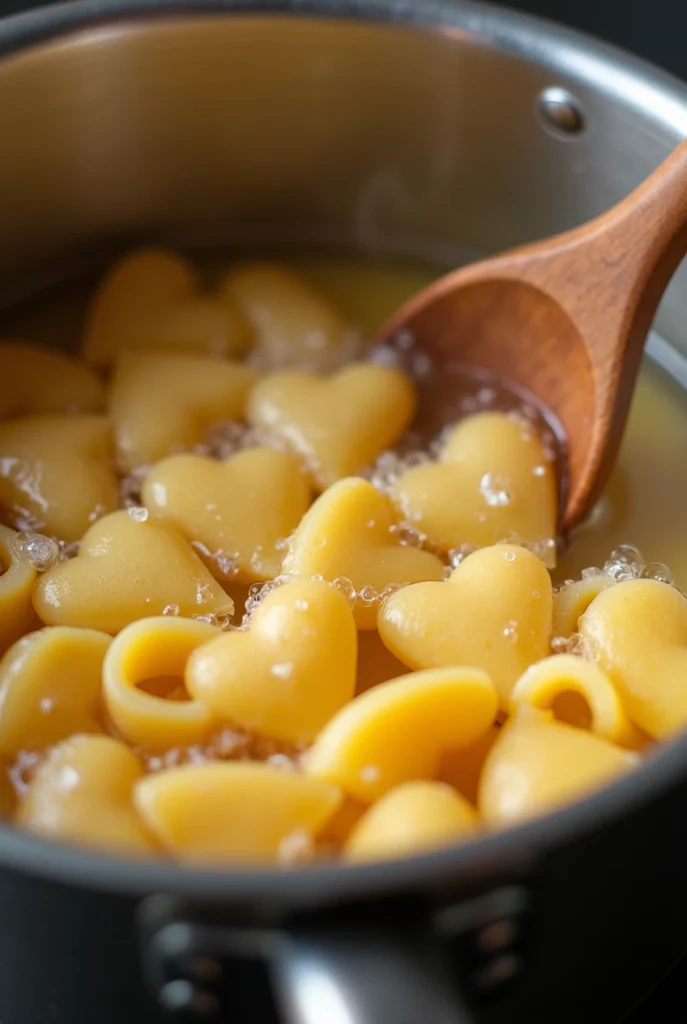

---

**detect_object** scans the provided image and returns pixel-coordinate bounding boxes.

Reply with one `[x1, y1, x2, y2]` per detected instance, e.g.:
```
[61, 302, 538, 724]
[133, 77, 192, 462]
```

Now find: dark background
[0, 0, 683, 1020]
[506, 0, 683, 80]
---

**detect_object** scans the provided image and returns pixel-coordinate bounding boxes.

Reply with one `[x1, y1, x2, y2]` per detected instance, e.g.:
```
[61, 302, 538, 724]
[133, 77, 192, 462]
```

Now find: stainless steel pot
[1, 3, 687, 1023]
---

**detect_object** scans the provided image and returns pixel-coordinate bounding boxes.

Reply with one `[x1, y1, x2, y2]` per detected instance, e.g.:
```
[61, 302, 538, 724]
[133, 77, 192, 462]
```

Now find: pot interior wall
[0, 12, 685, 356]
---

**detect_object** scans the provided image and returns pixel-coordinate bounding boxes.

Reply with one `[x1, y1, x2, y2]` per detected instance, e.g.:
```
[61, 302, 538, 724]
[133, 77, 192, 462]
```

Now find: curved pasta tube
[510, 653, 643, 748]
[103, 616, 221, 749]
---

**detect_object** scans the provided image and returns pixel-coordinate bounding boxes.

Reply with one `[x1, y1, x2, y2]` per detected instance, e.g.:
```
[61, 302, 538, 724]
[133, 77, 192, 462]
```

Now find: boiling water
[2, 253, 686, 589]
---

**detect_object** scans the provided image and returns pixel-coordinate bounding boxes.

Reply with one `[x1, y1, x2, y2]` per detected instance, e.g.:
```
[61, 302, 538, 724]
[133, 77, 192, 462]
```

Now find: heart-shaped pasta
[0, 627, 110, 755]
[0, 415, 118, 541]
[103, 616, 221, 748]
[283, 477, 444, 629]
[186, 578, 357, 745]
[246, 363, 416, 490]
[479, 707, 638, 826]
[17, 734, 156, 856]
[579, 578, 687, 738]
[0, 523, 38, 654]
[0, 342, 105, 418]
[222, 262, 354, 371]
[83, 248, 253, 368]
[33, 510, 234, 633]
[304, 666, 497, 803]
[110, 352, 256, 472]
[142, 448, 311, 583]
[134, 762, 341, 864]
[344, 780, 478, 862]
[391, 412, 557, 555]
[378, 544, 553, 706]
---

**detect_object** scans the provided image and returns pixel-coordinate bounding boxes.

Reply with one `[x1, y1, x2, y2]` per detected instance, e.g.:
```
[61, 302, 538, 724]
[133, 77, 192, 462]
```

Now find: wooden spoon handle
[549, 137, 687, 366]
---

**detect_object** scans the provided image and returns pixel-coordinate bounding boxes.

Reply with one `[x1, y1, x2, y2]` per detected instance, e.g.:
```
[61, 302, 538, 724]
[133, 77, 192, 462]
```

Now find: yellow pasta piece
[143, 448, 311, 584]
[479, 707, 638, 827]
[0, 415, 118, 541]
[304, 667, 497, 803]
[0, 524, 37, 655]
[222, 262, 353, 371]
[0, 627, 110, 755]
[378, 544, 552, 706]
[345, 781, 478, 862]
[438, 723, 501, 806]
[246, 363, 416, 491]
[283, 478, 444, 629]
[186, 579, 357, 745]
[17, 734, 157, 856]
[33, 510, 233, 634]
[134, 762, 342, 864]
[0, 342, 105, 418]
[355, 629, 410, 694]
[83, 248, 253, 368]
[553, 575, 616, 639]
[580, 579, 687, 738]
[392, 412, 557, 555]
[110, 352, 256, 472]
[510, 653, 643, 747]
[103, 616, 221, 748]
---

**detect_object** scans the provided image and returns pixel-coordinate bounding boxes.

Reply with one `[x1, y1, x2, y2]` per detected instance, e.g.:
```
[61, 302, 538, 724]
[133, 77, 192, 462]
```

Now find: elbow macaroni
[0, 249, 678, 865]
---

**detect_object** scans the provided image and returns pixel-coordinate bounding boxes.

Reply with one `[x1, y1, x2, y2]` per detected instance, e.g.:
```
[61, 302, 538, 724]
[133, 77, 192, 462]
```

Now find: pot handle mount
[142, 886, 527, 1023]
[272, 916, 477, 1024]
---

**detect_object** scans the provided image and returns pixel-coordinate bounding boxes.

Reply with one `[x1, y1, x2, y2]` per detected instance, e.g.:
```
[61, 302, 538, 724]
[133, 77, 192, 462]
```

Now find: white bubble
[604, 545, 644, 581]
[358, 585, 378, 607]
[13, 531, 60, 572]
[58, 766, 80, 791]
[127, 506, 149, 523]
[332, 577, 356, 604]
[360, 765, 380, 783]
[504, 551, 516, 562]
[503, 620, 519, 642]
[163, 604, 180, 617]
[448, 544, 476, 569]
[581, 567, 604, 580]
[271, 662, 294, 679]
[480, 472, 512, 508]
[641, 562, 674, 585]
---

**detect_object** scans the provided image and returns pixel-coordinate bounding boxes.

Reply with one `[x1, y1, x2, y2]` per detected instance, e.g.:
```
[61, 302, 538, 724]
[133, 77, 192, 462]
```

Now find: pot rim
[1, 0, 686, 906]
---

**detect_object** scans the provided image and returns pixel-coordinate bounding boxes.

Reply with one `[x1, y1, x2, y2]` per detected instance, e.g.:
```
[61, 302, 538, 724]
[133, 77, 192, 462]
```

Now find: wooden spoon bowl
[376, 140, 687, 533]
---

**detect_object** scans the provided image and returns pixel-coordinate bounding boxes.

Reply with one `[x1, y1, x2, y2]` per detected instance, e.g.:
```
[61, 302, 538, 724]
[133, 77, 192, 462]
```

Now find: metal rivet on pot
[158, 979, 221, 1018]
[538, 87, 586, 136]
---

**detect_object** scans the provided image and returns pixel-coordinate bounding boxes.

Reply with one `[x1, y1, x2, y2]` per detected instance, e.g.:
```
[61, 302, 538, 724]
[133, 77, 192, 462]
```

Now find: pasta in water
[0, 249, 683, 866]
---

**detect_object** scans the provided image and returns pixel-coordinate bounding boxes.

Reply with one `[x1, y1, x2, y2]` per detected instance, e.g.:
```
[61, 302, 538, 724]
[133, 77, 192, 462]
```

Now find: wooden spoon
[376, 140, 687, 533]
